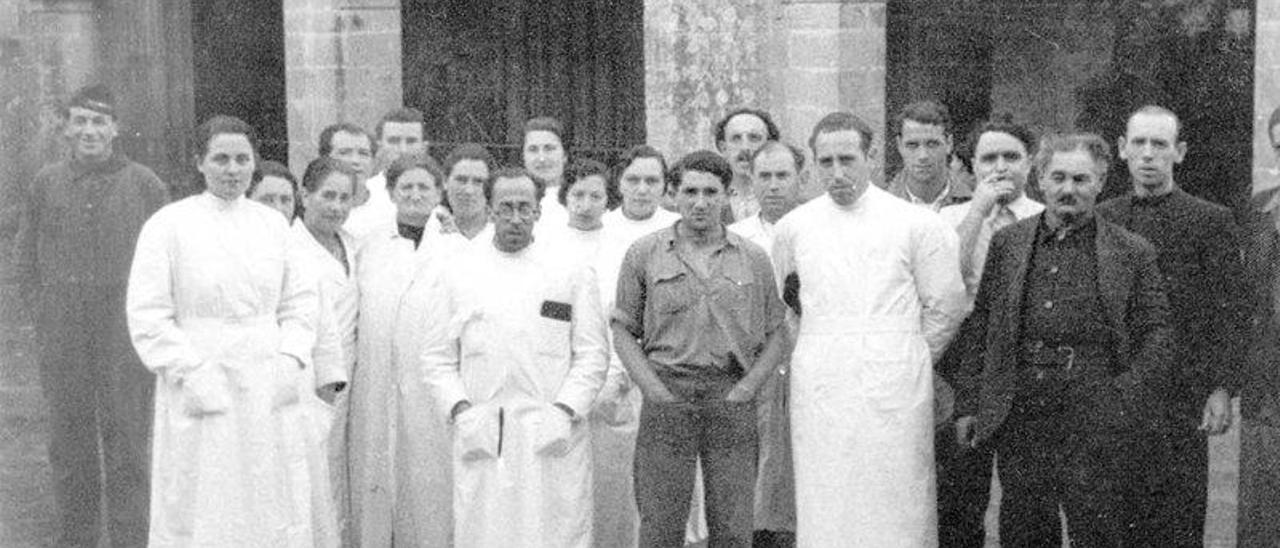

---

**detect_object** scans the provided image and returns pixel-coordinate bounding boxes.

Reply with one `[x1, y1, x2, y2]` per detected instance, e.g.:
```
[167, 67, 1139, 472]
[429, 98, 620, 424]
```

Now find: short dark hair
[301, 156, 358, 194]
[1125, 104, 1182, 142]
[896, 100, 951, 136]
[609, 145, 669, 204]
[714, 108, 781, 148]
[385, 154, 446, 192]
[487, 166, 544, 204]
[750, 141, 806, 173]
[966, 113, 1037, 161]
[671, 150, 733, 190]
[318, 123, 374, 158]
[248, 160, 298, 198]
[443, 143, 494, 177]
[193, 115, 259, 162]
[523, 117, 565, 145]
[1270, 106, 1280, 145]
[558, 158, 614, 208]
[1034, 132, 1112, 182]
[374, 107, 425, 141]
[808, 111, 874, 155]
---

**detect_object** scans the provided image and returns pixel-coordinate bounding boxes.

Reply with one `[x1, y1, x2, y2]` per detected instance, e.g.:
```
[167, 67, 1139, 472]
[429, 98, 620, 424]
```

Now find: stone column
[779, 0, 886, 154]
[1255, 3, 1278, 188]
[644, 0, 783, 160]
[284, 0, 402, 170]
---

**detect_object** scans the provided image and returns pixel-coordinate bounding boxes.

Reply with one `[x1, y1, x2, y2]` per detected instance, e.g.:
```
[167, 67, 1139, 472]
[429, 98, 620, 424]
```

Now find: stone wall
[1255, 1, 1279, 184]
[284, 0, 402, 170]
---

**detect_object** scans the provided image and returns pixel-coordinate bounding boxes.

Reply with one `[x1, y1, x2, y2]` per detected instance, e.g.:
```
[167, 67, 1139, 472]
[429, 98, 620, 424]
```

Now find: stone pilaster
[284, 0, 401, 171]
[1255, 3, 1280, 188]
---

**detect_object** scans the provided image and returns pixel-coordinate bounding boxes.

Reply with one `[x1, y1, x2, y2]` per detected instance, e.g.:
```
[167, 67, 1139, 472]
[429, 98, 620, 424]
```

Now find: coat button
[1043, 300, 1054, 309]
[1049, 266, 1059, 274]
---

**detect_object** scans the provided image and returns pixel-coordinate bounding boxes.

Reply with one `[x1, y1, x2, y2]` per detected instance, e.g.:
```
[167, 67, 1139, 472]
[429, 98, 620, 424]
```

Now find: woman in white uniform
[355, 154, 463, 546]
[127, 116, 319, 546]
[441, 144, 495, 248]
[542, 158, 613, 261]
[523, 117, 569, 232]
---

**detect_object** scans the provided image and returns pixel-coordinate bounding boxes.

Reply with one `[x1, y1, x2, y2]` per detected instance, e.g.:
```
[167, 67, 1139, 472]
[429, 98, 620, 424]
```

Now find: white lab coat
[126, 193, 318, 547]
[772, 188, 966, 548]
[344, 173, 396, 244]
[288, 221, 357, 548]
[423, 239, 608, 548]
[728, 214, 796, 533]
[347, 226, 462, 547]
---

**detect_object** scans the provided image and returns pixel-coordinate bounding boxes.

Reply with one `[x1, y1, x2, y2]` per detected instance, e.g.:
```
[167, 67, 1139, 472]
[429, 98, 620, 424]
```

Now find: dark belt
[1020, 340, 1113, 370]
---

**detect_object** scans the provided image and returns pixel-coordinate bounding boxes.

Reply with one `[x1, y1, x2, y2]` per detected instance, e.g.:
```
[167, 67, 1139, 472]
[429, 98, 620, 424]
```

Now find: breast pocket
[712, 258, 756, 314]
[651, 269, 695, 315]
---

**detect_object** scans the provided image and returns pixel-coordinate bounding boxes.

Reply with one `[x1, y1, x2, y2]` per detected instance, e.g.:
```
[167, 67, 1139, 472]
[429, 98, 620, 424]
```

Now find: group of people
[11, 81, 1280, 548]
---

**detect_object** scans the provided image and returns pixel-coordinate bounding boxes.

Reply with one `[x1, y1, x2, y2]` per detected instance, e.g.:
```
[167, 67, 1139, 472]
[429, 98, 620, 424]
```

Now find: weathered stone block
[788, 29, 842, 69]
[786, 3, 842, 31]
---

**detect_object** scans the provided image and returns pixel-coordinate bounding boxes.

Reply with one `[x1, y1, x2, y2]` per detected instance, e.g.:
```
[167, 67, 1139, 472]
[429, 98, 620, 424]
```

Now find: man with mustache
[715, 108, 781, 222]
[772, 112, 967, 546]
[9, 84, 168, 547]
[613, 151, 789, 547]
[952, 132, 1171, 545]
[1096, 105, 1244, 547]
[936, 115, 1043, 547]
[886, 100, 973, 211]
[424, 167, 608, 547]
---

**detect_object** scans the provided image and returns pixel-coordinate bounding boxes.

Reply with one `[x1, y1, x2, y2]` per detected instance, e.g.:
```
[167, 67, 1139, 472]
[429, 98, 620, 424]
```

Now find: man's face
[445, 159, 489, 220]
[813, 129, 871, 207]
[896, 119, 951, 187]
[328, 131, 374, 182]
[65, 107, 118, 161]
[523, 130, 566, 185]
[489, 176, 540, 253]
[674, 170, 728, 232]
[1270, 124, 1280, 164]
[1118, 112, 1185, 196]
[719, 114, 769, 178]
[751, 148, 801, 221]
[618, 157, 665, 220]
[377, 121, 426, 167]
[972, 131, 1031, 201]
[1039, 149, 1104, 224]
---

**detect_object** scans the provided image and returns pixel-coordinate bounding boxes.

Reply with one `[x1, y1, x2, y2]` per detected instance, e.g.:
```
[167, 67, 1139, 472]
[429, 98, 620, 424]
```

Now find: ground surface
[0, 289, 1242, 546]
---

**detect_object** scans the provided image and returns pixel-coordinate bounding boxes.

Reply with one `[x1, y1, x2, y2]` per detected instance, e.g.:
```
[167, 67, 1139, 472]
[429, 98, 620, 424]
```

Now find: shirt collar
[660, 220, 742, 252]
[1035, 213, 1097, 245]
[998, 193, 1044, 220]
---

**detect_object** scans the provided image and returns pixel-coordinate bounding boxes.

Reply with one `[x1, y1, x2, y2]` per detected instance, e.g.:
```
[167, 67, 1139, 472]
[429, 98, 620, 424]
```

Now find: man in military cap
[9, 84, 169, 547]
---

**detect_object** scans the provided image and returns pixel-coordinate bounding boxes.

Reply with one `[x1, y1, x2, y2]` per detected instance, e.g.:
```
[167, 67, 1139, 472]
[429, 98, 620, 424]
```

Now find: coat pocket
[454, 404, 501, 462]
[530, 405, 573, 458]
[180, 363, 233, 417]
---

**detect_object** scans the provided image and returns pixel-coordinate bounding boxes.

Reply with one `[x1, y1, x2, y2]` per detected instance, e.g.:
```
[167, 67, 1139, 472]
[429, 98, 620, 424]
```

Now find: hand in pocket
[532, 406, 573, 458]
[454, 405, 500, 462]
[270, 355, 301, 411]
[180, 362, 233, 417]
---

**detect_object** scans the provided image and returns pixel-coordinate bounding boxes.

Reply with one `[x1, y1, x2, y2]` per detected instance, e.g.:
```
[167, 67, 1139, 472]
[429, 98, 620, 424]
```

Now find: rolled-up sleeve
[610, 241, 647, 339]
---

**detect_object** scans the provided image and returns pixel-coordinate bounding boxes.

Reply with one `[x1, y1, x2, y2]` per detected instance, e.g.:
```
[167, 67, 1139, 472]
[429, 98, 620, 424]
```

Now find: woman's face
[445, 159, 490, 219]
[301, 171, 355, 234]
[618, 157, 665, 220]
[565, 175, 607, 229]
[249, 176, 296, 221]
[391, 168, 441, 223]
[199, 133, 256, 200]
[522, 130, 566, 185]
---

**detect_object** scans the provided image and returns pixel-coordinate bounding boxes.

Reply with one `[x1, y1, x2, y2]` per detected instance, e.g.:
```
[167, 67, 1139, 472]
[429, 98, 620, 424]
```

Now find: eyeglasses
[493, 203, 538, 219]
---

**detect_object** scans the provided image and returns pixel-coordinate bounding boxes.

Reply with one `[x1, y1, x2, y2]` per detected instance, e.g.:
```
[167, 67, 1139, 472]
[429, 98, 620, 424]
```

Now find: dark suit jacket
[948, 214, 1172, 443]
[1098, 190, 1245, 419]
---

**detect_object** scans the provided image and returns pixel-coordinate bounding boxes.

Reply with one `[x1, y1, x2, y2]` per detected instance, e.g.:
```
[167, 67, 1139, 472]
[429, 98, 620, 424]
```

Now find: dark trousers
[1121, 414, 1207, 547]
[936, 424, 994, 548]
[1240, 416, 1280, 546]
[36, 286, 152, 548]
[994, 370, 1130, 548]
[635, 371, 758, 548]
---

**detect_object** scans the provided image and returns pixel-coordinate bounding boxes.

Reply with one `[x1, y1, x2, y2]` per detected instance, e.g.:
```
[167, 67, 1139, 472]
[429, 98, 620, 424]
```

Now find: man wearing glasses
[423, 167, 609, 547]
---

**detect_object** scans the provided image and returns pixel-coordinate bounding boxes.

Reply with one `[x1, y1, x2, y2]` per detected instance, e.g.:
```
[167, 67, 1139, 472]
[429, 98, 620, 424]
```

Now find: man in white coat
[423, 167, 609, 548]
[772, 111, 967, 547]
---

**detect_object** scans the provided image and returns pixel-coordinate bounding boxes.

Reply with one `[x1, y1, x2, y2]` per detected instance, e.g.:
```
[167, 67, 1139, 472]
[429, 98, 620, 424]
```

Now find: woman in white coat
[351, 154, 463, 547]
[126, 116, 318, 546]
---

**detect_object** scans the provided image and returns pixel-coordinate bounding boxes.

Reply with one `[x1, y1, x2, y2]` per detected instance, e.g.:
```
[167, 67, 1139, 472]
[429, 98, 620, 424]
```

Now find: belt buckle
[1056, 345, 1076, 371]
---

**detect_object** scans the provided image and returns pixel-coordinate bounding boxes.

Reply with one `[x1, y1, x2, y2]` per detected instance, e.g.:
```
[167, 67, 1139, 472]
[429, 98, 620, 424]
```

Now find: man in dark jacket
[1097, 105, 1243, 547]
[8, 85, 169, 547]
[952, 132, 1170, 546]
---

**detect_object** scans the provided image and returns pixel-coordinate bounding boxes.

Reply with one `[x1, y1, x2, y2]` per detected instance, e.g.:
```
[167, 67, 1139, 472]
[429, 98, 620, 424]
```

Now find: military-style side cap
[66, 84, 115, 117]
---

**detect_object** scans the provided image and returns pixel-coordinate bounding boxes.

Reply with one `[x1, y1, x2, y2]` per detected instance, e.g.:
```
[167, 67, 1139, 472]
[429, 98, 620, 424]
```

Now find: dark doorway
[192, 0, 289, 166]
[401, 0, 646, 167]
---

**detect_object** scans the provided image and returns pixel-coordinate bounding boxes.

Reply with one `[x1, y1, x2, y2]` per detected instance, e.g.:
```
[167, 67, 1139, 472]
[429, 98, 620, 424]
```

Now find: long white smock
[423, 239, 608, 548]
[288, 221, 357, 547]
[126, 193, 318, 546]
[772, 188, 966, 547]
[348, 226, 462, 547]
